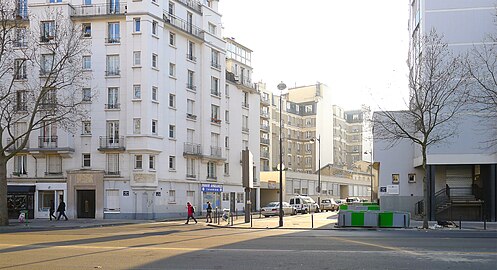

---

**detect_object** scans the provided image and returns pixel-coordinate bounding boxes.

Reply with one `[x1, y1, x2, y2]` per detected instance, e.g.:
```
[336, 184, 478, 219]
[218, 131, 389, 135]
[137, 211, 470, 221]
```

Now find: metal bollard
[235, 209, 238, 220]
[250, 213, 253, 228]
[311, 213, 314, 229]
[484, 216, 487, 230]
[459, 217, 462, 230]
[231, 212, 234, 226]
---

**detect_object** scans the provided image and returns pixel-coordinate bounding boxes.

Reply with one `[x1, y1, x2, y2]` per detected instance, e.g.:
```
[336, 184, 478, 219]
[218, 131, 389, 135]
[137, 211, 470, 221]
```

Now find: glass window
[133, 118, 141, 134]
[133, 51, 141, 66]
[82, 88, 91, 102]
[149, 155, 155, 170]
[107, 22, 120, 43]
[169, 156, 176, 170]
[152, 21, 158, 35]
[169, 125, 175, 138]
[82, 153, 91, 167]
[82, 56, 91, 70]
[133, 85, 141, 99]
[152, 54, 158, 68]
[38, 190, 55, 211]
[152, 86, 158, 101]
[13, 155, 27, 175]
[152, 120, 158, 134]
[106, 153, 119, 175]
[82, 121, 91, 135]
[134, 18, 141, 32]
[168, 190, 176, 203]
[105, 190, 119, 211]
[82, 23, 91, 37]
[169, 94, 175, 108]
[169, 63, 175, 76]
[135, 155, 143, 169]
[169, 32, 175, 46]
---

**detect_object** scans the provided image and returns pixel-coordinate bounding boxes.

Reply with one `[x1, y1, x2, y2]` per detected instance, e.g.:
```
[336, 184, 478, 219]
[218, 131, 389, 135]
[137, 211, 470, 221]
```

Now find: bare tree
[373, 30, 470, 229]
[467, 39, 497, 148]
[0, 2, 90, 226]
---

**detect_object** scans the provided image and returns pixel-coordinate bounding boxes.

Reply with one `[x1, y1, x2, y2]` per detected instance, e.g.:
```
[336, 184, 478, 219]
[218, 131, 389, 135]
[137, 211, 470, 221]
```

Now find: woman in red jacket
[185, 202, 197, 224]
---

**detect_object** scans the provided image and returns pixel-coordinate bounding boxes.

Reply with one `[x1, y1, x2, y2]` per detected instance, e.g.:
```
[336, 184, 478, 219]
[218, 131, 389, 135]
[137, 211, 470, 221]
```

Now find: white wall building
[5, 0, 260, 220]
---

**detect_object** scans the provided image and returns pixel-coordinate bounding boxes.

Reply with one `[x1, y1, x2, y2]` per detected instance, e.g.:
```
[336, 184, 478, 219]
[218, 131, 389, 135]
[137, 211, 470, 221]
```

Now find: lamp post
[364, 151, 373, 202]
[310, 135, 321, 209]
[277, 81, 286, 227]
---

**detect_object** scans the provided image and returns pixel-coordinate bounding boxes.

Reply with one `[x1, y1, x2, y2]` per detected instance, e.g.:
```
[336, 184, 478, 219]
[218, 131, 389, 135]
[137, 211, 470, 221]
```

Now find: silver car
[261, 202, 296, 217]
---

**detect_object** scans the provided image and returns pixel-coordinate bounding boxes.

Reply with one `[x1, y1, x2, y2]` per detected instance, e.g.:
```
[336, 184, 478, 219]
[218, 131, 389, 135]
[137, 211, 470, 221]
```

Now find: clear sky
[219, 0, 410, 111]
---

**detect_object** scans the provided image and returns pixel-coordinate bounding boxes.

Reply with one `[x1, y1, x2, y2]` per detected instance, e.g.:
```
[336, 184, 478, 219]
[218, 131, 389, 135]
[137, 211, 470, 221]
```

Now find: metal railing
[105, 70, 120, 76]
[261, 151, 269, 158]
[211, 61, 221, 69]
[260, 138, 270, 145]
[260, 111, 269, 118]
[184, 142, 202, 155]
[186, 173, 196, 178]
[38, 136, 58, 148]
[105, 37, 121, 44]
[186, 113, 197, 120]
[186, 83, 196, 91]
[176, 0, 202, 13]
[105, 103, 120, 109]
[6, 138, 29, 151]
[186, 53, 197, 62]
[71, 3, 128, 16]
[260, 125, 270, 132]
[99, 136, 125, 150]
[210, 146, 222, 158]
[211, 89, 221, 97]
[164, 12, 203, 39]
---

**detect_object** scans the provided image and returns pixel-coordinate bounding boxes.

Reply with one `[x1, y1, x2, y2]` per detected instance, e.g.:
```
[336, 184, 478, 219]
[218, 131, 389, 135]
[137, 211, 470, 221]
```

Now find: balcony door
[106, 121, 119, 146]
[41, 121, 57, 148]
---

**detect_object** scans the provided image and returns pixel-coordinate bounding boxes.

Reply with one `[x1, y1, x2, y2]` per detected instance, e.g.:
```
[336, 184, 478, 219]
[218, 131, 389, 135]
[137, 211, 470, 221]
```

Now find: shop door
[77, 190, 95, 218]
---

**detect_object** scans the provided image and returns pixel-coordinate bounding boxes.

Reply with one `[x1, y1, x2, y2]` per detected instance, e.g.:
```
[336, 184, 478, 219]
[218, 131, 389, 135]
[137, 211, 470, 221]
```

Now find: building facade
[375, 0, 497, 221]
[5, 0, 260, 220]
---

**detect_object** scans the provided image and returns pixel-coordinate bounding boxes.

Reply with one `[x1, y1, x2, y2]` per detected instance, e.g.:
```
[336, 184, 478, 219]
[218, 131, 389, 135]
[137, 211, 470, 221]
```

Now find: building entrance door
[77, 190, 95, 218]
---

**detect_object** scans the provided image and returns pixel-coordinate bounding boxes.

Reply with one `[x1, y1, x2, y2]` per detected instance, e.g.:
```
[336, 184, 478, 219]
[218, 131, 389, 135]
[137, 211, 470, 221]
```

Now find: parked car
[346, 197, 361, 203]
[261, 202, 296, 217]
[335, 199, 344, 205]
[289, 195, 320, 214]
[320, 198, 339, 211]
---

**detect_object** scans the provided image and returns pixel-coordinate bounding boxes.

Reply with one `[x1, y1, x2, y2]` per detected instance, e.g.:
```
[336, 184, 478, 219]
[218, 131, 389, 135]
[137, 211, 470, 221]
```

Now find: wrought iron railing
[38, 136, 58, 148]
[99, 136, 125, 150]
[71, 3, 128, 16]
[184, 142, 202, 155]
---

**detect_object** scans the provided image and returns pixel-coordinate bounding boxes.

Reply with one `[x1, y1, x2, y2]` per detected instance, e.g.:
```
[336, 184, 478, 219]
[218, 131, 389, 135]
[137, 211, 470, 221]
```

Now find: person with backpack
[185, 202, 197, 224]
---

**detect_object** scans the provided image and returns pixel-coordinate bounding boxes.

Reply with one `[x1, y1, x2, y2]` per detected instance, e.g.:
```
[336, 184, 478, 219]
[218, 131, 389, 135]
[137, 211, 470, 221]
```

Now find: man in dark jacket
[57, 201, 68, 221]
[49, 200, 56, 221]
[205, 201, 213, 223]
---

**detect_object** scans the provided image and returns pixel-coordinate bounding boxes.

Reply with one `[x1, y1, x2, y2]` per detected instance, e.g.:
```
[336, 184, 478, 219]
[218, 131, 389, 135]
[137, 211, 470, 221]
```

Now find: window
[225, 110, 229, 123]
[82, 153, 91, 167]
[187, 99, 194, 115]
[152, 120, 158, 135]
[82, 23, 91, 37]
[14, 59, 27, 80]
[208, 23, 216, 35]
[133, 85, 141, 99]
[133, 51, 141, 66]
[224, 162, 229, 175]
[243, 92, 249, 107]
[135, 155, 143, 169]
[133, 18, 141, 33]
[37, 191, 54, 212]
[82, 88, 91, 102]
[152, 86, 158, 101]
[152, 54, 158, 68]
[13, 155, 27, 175]
[82, 56, 91, 70]
[169, 156, 176, 170]
[41, 21, 55, 42]
[133, 118, 141, 134]
[106, 55, 120, 76]
[107, 22, 120, 43]
[207, 162, 216, 179]
[169, 94, 175, 108]
[169, 63, 175, 77]
[225, 136, 229, 148]
[105, 190, 119, 211]
[225, 84, 229, 97]
[211, 105, 220, 122]
[236, 193, 244, 203]
[149, 155, 156, 170]
[211, 77, 219, 96]
[169, 125, 175, 138]
[83, 0, 92, 5]
[40, 87, 56, 109]
[211, 49, 220, 68]
[107, 87, 119, 109]
[152, 21, 158, 35]
[169, 32, 176, 46]
[222, 193, 229, 201]
[187, 41, 195, 61]
[168, 2, 174, 15]
[82, 121, 91, 135]
[46, 155, 62, 175]
[187, 70, 195, 90]
[186, 158, 195, 177]
[242, 115, 249, 132]
[41, 54, 54, 75]
[14, 27, 27, 47]
[106, 153, 119, 175]
[168, 190, 176, 203]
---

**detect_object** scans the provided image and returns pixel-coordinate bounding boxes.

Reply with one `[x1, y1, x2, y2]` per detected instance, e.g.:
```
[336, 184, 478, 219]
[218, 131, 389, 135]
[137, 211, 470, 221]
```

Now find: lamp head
[277, 82, 286, 91]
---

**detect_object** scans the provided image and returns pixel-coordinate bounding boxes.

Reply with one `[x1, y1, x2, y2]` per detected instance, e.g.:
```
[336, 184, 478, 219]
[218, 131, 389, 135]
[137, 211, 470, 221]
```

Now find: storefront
[7, 185, 35, 219]
[201, 184, 222, 212]
[35, 183, 66, 219]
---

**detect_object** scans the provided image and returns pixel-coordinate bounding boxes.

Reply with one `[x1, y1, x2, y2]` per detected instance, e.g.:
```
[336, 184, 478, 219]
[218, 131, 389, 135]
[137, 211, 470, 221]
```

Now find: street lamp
[310, 135, 321, 209]
[364, 151, 373, 202]
[277, 81, 286, 227]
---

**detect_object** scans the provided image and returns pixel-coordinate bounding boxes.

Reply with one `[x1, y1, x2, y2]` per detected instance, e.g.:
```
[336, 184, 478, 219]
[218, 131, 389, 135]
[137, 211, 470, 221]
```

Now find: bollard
[235, 209, 238, 220]
[459, 217, 462, 230]
[484, 216, 487, 230]
[231, 212, 233, 226]
[311, 213, 314, 229]
[259, 210, 261, 219]
[250, 213, 253, 228]
[217, 209, 220, 225]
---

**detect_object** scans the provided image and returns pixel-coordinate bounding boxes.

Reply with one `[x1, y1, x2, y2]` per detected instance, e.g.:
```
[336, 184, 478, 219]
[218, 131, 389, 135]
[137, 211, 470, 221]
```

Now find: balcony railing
[211, 61, 221, 69]
[105, 37, 121, 44]
[105, 170, 120, 176]
[186, 173, 196, 178]
[71, 3, 128, 17]
[105, 69, 120, 76]
[176, 0, 202, 13]
[211, 89, 220, 97]
[261, 98, 270, 106]
[40, 36, 54, 43]
[211, 118, 221, 124]
[260, 125, 270, 132]
[261, 151, 270, 159]
[186, 83, 196, 91]
[260, 111, 269, 118]
[184, 142, 202, 156]
[260, 138, 270, 145]
[164, 12, 203, 39]
[242, 127, 250, 133]
[186, 113, 197, 120]
[210, 146, 222, 158]
[186, 53, 197, 62]
[99, 136, 125, 150]
[38, 136, 58, 148]
[105, 103, 120, 109]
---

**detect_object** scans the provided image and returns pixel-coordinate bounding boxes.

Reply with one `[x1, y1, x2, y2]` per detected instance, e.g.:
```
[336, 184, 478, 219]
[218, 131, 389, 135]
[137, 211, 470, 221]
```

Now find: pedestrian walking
[49, 200, 56, 221]
[57, 201, 68, 221]
[185, 202, 197, 224]
[206, 201, 213, 223]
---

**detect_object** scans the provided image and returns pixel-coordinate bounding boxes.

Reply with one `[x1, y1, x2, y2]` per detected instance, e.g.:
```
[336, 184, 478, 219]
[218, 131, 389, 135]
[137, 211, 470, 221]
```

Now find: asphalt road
[0, 221, 496, 270]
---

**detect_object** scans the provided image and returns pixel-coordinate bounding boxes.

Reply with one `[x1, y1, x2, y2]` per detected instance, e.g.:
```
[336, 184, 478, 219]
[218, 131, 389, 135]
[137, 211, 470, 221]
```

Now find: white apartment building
[5, 0, 260, 220]
[375, 0, 497, 221]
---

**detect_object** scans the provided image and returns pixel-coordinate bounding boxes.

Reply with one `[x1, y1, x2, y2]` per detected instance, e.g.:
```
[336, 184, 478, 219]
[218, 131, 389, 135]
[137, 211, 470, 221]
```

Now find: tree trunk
[422, 146, 429, 229]
[0, 157, 8, 226]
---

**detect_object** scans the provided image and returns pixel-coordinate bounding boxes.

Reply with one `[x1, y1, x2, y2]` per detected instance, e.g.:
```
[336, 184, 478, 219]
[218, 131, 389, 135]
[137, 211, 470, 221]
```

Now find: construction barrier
[378, 211, 410, 228]
[337, 210, 410, 228]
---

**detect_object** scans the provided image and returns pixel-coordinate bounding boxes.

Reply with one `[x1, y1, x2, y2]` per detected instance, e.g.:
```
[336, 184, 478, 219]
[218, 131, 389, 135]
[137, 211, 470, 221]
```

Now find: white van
[289, 195, 320, 214]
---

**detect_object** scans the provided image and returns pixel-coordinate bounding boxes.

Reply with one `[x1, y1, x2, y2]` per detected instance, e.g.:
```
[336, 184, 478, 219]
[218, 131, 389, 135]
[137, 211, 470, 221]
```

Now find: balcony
[211, 89, 220, 97]
[105, 103, 120, 110]
[210, 146, 222, 158]
[163, 12, 203, 40]
[71, 3, 128, 17]
[186, 113, 197, 120]
[186, 83, 196, 91]
[186, 53, 197, 62]
[98, 136, 125, 151]
[260, 125, 270, 132]
[242, 127, 250, 133]
[105, 70, 120, 76]
[261, 98, 270, 106]
[260, 138, 270, 145]
[260, 111, 269, 119]
[183, 142, 202, 156]
[38, 136, 58, 148]
[211, 61, 221, 69]
[261, 151, 270, 159]
[211, 118, 221, 124]
[175, 0, 202, 13]
[105, 37, 121, 44]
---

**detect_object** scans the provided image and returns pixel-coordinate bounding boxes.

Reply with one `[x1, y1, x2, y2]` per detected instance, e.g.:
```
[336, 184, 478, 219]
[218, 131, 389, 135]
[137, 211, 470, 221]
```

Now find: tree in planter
[0, 3, 90, 226]
[373, 30, 470, 229]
